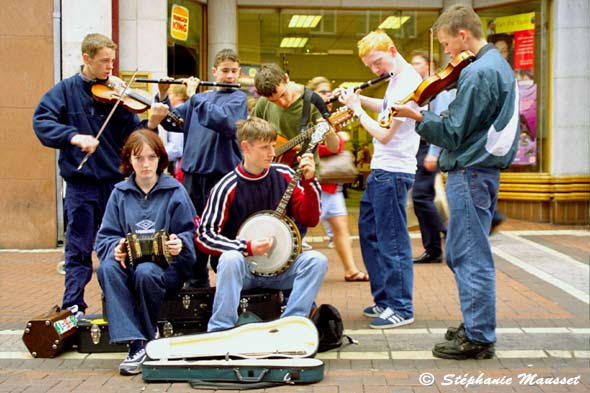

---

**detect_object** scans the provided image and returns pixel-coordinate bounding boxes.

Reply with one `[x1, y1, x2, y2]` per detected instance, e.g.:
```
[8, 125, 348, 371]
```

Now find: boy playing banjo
[195, 116, 328, 332]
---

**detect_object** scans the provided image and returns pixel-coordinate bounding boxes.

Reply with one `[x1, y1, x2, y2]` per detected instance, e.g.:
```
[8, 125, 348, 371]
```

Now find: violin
[91, 80, 184, 127]
[379, 50, 475, 128]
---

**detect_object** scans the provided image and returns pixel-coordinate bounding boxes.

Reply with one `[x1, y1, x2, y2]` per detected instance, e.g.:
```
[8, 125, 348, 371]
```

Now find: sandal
[344, 271, 369, 282]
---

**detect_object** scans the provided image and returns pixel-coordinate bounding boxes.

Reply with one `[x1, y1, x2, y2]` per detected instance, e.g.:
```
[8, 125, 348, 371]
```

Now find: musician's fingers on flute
[166, 233, 183, 256]
[157, 76, 175, 97]
[182, 76, 200, 87]
[338, 87, 358, 107]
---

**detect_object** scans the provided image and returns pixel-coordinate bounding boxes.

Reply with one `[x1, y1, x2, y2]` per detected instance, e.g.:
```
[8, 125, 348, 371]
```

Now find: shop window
[478, 0, 548, 173]
[167, 1, 204, 78]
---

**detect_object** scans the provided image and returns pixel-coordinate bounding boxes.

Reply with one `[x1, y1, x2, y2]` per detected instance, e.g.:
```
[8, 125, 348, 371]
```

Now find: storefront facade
[1, 0, 588, 248]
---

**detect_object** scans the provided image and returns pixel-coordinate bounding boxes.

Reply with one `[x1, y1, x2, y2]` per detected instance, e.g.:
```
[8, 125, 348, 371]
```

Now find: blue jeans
[359, 170, 414, 319]
[208, 250, 328, 332]
[413, 144, 445, 255]
[97, 260, 185, 343]
[446, 167, 500, 344]
[63, 181, 114, 312]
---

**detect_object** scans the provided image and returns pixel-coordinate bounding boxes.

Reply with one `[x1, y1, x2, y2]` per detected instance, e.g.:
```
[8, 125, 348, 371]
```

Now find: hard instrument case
[142, 316, 324, 387]
[21, 306, 77, 358]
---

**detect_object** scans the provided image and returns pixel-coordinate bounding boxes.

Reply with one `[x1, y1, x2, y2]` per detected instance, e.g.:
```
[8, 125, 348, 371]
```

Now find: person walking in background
[32, 33, 168, 319]
[95, 129, 196, 375]
[336, 30, 422, 329]
[355, 143, 372, 190]
[308, 76, 368, 282]
[409, 50, 451, 264]
[153, 48, 248, 288]
[392, 4, 520, 359]
[158, 83, 193, 179]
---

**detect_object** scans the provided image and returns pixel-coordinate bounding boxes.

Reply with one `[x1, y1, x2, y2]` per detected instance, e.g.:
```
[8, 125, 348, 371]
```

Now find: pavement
[0, 213, 589, 392]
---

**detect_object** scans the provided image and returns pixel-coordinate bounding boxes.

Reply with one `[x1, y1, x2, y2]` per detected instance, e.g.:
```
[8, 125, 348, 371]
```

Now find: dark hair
[433, 4, 484, 40]
[254, 63, 287, 97]
[411, 50, 439, 71]
[214, 48, 240, 67]
[236, 117, 277, 144]
[120, 129, 169, 176]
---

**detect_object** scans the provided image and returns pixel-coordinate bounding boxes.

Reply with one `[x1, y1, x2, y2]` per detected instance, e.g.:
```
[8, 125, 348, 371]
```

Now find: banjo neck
[275, 121, 331, 217]
[275, 167, 304, 217]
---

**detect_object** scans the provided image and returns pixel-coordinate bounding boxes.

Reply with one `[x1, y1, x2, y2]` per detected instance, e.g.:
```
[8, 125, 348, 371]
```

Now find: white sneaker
[119, 348, 146, 375]
[66, 305, 84, 321]
[301, 240, 312, 251]
[328, 241, 335, 249]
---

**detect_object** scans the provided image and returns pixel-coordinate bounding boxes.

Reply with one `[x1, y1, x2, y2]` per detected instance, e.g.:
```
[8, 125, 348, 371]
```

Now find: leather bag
[318, 150, 359, 184]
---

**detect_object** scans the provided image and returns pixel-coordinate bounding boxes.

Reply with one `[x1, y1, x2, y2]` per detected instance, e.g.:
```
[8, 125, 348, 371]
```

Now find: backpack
[311, 304, 357, 352]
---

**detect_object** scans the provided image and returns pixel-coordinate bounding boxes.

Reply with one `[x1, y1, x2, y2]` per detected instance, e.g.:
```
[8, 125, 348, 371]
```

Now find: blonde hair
[307, 76, 330, 91]
[169, 84, 189, 101]
[236, 117, 277, 144]
[433, 4, 484, 40]
[81, 33, 117, 58]
[357, 30, 396, 58]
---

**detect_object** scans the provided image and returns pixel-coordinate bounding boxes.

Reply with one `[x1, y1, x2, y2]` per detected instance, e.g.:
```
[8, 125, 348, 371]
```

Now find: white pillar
[550, 0, 590, 175]
[119, 0, 168, 79]
[207, 0, 238, 79]
[61, 0, 112, 78]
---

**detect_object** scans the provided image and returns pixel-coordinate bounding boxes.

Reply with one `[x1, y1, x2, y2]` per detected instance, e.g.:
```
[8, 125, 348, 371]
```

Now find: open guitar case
[142, 316, 324, 389]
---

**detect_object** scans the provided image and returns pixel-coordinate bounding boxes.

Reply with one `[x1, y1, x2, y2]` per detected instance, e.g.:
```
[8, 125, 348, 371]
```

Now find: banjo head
[237, 211, 301, 276]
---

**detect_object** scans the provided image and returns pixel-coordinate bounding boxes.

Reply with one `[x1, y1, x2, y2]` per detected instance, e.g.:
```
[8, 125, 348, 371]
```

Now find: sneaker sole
[432, 348, 495, 360]
[370, 317, 415, 329]
[119, 366, 142, 376]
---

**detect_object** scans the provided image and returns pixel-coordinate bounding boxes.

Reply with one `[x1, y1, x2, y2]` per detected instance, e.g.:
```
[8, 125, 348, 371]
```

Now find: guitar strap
[299, 87, 313, 132]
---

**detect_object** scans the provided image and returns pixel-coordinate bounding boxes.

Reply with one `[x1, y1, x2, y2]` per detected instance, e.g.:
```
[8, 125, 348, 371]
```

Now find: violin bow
[77, 69, 140, 171]
[428, 28, 434, 77]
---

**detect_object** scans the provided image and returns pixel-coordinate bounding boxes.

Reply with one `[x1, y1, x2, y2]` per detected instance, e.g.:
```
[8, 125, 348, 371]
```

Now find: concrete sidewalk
[0, 218, 589, 392]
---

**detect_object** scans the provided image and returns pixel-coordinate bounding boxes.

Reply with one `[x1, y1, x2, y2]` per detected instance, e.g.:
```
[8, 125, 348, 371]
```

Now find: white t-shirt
[371, 54, 422, 174]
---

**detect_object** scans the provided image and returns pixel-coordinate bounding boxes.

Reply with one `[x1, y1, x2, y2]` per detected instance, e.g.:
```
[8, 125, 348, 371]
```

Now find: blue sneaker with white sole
[370, 307, 414, 329]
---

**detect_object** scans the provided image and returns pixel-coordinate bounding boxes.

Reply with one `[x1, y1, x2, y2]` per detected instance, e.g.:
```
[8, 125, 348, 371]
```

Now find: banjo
[237, 121, 334, 276]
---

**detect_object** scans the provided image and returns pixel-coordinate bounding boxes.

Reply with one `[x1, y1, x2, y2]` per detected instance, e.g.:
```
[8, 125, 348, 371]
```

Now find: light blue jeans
[446, 167, 500, 344]
[208, 250, 328, 332]
[97, 259, 185, 343]
[358, 169, 415, 319]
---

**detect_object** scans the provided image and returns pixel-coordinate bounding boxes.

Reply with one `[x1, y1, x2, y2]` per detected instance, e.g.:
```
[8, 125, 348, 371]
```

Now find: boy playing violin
[392, 5, 520, 359]
[32, 33, 167, 319]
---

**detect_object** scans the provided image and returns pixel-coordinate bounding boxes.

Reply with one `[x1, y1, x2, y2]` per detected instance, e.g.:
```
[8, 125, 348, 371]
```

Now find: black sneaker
[444, 322, 464, 341]
[433, 328, 495, 360]
[490, 212, 506, 235]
